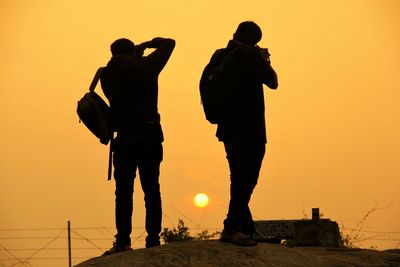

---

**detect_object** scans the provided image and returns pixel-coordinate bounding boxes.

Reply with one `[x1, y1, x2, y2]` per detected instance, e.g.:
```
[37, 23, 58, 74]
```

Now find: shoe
[220, 231, 257, 247]
[102, 242, 132, 256]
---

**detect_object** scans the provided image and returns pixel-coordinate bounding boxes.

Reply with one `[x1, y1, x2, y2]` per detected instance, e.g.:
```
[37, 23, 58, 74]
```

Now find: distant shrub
[339, 202, 390, 249]
[161, 219, 194, 243]
[196, 229, 221, 240]
[161, 219, 220, 244]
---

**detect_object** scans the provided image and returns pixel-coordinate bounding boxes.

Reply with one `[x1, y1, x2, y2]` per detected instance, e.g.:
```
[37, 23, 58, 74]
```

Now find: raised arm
[137, 37, 176, 74]
[256, 47, 278, 89]
[263, 63, 278, 89]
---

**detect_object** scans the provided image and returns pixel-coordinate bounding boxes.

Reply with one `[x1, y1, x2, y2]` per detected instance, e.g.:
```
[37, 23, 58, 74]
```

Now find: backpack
[77, 67, 114, 180]
[199, 47, 244, 124]
[77, 67, 113, 145]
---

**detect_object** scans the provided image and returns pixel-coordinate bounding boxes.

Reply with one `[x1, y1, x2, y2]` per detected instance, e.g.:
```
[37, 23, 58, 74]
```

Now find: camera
[256, 46, 271, 63]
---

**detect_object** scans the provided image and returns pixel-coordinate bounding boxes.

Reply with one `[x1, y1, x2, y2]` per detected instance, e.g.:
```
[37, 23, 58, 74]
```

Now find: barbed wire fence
[0, 223, 147, 267]
[0, 215, 222, 267]
[0, 221, 399, 267]
[0, 224, 112, 267]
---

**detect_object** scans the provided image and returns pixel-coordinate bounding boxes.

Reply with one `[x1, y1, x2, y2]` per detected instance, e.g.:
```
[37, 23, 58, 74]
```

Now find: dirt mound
[75, 240, 400, 267]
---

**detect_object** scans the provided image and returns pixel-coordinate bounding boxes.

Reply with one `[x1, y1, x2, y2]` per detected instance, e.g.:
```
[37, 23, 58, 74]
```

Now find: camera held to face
[256, 46, 271, 63]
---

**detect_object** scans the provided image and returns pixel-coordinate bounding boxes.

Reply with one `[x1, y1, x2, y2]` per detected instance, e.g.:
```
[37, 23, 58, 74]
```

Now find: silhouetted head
[110, 38, 135, 56]
[233, 21, 262, 46]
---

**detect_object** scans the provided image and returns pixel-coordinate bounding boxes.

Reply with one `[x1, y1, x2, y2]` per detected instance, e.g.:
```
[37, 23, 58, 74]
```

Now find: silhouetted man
[201, 21, 278, 246]
[100, 37, 175, 255]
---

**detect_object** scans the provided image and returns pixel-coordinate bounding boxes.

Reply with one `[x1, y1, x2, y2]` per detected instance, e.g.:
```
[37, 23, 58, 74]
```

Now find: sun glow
[194, 193, 209, 208]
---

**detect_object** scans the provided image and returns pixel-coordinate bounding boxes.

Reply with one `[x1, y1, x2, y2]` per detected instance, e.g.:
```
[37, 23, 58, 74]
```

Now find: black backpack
[77, 67, 113, 180]
[77, 67, 113, 145]
[199, 47, 244, 124]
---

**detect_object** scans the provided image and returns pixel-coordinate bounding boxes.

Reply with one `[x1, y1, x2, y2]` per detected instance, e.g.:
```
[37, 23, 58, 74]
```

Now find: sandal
[222, 231, 258, 246]
[102, 242, 132, 256]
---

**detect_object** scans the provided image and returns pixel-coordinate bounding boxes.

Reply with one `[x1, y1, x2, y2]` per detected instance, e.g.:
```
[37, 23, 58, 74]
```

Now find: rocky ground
[75, 240, 400, 267]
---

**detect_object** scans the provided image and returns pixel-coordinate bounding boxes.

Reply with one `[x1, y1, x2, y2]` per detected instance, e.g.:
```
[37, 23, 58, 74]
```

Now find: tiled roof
[254, 220, 297, 239]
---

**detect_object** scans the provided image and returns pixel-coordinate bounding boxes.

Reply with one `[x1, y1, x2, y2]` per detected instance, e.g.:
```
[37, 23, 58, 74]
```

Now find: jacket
[100, 38, 175, 143]
[212, 40, 278, 143]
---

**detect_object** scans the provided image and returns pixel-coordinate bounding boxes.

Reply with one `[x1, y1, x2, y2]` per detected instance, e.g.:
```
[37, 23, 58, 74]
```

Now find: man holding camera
[100, 37, 175, 255]
[204, 21, 278, 246]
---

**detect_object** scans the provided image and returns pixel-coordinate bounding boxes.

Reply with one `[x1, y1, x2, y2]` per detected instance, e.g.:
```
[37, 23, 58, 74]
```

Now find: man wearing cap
[100, 37, 175, 255]
[201, 21, 278, 246]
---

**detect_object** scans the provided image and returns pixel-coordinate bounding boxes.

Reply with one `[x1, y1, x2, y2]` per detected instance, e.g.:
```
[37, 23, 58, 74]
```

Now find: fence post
[68, 221, 72, 267]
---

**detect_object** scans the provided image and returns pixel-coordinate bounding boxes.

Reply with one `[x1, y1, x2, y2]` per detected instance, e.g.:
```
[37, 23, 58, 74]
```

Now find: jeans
[112, 140, 163, 247]
[223, 138, 265, 235]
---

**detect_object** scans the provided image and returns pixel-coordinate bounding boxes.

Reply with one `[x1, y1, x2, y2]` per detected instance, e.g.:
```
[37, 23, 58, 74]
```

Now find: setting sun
[194, 193, 209, 208]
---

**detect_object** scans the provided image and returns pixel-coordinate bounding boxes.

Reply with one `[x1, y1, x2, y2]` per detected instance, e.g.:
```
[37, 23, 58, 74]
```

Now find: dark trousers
[223, 138, 265, 235]
[113, 140, 163, 247]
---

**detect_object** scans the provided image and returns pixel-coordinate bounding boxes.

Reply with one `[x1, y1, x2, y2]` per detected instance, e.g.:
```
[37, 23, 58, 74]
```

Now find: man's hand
[257, 46, 271, 64]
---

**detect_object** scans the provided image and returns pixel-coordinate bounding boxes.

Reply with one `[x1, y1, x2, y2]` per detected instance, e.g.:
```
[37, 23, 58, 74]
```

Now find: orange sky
[1, 0, 399, 264]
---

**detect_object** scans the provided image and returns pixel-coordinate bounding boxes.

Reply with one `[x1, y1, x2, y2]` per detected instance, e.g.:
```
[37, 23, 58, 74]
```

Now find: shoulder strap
[108, 138, 114, 181]
[88, 67, 113, 181]
[89, 67, 105, 92]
